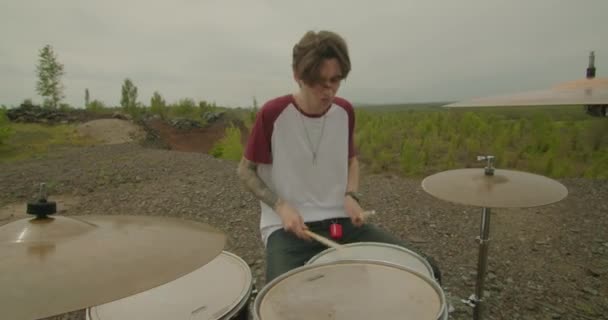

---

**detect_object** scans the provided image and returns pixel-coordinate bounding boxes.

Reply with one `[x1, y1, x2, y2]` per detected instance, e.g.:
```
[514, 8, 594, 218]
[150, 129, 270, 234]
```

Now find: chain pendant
[297, 104, 327, 167]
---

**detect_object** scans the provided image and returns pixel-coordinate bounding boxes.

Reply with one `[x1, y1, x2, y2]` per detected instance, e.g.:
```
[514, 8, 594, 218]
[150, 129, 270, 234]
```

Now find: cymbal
[421, 168, 568, 208]
[0, 214, 226, 320]
[444, 77, 608, 107]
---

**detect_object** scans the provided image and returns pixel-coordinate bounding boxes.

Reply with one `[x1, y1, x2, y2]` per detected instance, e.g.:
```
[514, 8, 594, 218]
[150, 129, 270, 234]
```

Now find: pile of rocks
[4, 102, 123, 124]
[6, 102, 80, 124]
[169, 118, 202, 130]
[203, 111, 224, 123]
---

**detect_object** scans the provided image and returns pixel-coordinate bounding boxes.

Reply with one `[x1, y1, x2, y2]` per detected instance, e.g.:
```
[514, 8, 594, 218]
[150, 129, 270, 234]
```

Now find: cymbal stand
[463, 155, 494, 320]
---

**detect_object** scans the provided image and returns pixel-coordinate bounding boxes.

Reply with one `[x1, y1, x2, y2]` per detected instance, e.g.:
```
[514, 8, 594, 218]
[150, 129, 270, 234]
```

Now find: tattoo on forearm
[238, 159, 279, 209]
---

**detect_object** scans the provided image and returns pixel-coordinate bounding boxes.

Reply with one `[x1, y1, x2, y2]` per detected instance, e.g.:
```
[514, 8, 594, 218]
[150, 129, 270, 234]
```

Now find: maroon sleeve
[333, 97, 358, 158]
[244, 95, 291, 164]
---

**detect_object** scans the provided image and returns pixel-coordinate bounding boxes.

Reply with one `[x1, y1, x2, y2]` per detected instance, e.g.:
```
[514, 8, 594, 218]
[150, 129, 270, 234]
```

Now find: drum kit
[1, 53, 602, 320]
[0, 159, 569, 320]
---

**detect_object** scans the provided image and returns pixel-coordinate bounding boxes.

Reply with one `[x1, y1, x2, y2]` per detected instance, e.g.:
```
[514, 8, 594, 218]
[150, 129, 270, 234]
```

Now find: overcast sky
[2, 0, 607, 108]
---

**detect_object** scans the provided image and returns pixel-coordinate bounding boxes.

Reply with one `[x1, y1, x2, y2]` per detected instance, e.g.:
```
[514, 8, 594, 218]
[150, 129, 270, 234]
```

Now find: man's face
[299, 58, 343, 108]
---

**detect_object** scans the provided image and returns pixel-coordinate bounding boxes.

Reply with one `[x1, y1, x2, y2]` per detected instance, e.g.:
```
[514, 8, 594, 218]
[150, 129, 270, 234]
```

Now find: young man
[237, 30, 441, 283]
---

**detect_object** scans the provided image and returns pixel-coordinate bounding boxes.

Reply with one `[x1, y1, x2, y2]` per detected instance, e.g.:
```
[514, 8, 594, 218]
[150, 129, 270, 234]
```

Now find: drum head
[255, 260, 445, 320]
[307, 242, 434, 278]
[89, 251, 252, 320]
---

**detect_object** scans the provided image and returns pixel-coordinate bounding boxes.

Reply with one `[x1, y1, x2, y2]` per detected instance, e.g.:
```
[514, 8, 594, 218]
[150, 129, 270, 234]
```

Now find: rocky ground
[1, 119, 607, 320]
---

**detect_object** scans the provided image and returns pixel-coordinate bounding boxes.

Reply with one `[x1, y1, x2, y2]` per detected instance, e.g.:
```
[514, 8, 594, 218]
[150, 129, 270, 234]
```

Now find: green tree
[22, 98, 35, 107]
[252, 96, 259, 114]
[36, 45, 65, 108]
[171, 98, 198, 119]
[150, 91, 167, 119]
[246, 96, 259, 127]
[121, 78, 138, 116]
[85, 88, 90, 108]
[86, 99, 106, 113]
[199, 100, 211, 112]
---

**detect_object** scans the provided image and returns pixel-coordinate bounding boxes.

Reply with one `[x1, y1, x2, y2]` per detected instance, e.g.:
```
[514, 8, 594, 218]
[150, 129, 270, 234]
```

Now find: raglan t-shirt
[244, 94, 356, 245]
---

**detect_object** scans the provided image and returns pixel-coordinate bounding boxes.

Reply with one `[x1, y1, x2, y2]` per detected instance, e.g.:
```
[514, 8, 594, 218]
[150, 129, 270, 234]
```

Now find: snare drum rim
[87, 251, 254, 320]
[306, 242, 435, 278]
[253, 260, 446, 320]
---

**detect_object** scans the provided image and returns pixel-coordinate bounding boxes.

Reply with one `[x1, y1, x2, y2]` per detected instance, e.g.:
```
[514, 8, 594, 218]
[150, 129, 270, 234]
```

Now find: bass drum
[87, 251, 253, 320]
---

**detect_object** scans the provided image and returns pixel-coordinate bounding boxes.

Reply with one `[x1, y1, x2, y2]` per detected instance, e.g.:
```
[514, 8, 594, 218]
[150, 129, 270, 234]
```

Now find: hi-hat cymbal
[444, 77, 608, 107]
[421, 168, 568, 208]
[0, 215, 226, 320]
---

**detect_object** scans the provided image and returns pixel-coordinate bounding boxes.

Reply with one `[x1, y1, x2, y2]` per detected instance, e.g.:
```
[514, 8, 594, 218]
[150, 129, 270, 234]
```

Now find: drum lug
[475, 236, 491, 244]
[462, 294, 480, 308]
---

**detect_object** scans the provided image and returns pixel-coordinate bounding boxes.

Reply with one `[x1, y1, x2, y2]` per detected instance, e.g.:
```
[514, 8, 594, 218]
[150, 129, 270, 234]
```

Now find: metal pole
[462, 157, 496, 319]
[473, 207, 492, 320]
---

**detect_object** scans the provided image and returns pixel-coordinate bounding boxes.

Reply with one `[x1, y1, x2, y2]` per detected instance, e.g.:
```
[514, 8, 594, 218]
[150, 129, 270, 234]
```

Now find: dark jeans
[265, 217, 442, 284]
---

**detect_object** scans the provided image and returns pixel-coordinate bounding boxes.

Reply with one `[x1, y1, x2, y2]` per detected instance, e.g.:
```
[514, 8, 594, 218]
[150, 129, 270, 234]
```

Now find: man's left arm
[346, 156, 359, 193]
[344, 156, 364, 226]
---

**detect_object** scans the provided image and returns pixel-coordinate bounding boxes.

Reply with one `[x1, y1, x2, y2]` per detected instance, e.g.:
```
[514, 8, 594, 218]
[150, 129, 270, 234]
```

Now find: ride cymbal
[0, 214, 226, 320]
[444, 77, 608, 107]
[421, 168, 568, 208]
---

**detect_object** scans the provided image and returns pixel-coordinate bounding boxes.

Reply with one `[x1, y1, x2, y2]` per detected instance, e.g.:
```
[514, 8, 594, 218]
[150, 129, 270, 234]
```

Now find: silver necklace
[298, 111, 327, 165]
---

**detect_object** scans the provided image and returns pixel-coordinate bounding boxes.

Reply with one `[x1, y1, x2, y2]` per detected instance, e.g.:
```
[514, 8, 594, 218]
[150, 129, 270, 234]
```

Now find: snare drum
[87, 251, 253, 320]
[253, 260, 446, 320]
[307, 242, 448, 319]
[307, 242, 435, 279]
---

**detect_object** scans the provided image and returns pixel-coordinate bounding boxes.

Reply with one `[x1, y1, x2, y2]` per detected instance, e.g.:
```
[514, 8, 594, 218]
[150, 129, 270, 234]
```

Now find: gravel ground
[1, 142, 607, 320]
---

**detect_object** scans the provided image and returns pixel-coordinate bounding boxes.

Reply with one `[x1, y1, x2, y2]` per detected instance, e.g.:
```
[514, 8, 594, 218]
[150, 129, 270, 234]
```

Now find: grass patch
[210, 124, 243, 161]
[354, 106, 608, 179]
[0, 123, 99, 163]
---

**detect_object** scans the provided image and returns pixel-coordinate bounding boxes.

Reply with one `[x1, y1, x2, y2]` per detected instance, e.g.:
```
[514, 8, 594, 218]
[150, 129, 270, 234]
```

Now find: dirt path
[76, 119, 145, 145]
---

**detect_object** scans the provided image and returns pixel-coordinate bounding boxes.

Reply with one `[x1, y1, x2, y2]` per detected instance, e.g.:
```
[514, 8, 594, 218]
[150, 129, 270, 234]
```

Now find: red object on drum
[330, 223, 343, 240]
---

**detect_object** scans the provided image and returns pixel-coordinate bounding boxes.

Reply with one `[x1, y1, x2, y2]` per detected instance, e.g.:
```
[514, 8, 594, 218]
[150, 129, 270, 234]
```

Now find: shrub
[210, 125, 243, 161]
[0, 109, 13, 145]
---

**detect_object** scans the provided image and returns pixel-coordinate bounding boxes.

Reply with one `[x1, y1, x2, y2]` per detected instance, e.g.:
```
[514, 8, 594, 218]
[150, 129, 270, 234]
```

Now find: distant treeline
[3, 100, 606, 178]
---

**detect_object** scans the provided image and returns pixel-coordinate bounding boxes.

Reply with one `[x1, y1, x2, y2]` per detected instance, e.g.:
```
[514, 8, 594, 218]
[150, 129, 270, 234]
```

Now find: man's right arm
[236, 157, 279, 209]
[236, 157, 310, 240]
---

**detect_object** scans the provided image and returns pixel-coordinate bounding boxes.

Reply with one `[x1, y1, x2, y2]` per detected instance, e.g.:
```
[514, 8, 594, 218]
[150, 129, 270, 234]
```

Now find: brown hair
[292, 30, 351, 86]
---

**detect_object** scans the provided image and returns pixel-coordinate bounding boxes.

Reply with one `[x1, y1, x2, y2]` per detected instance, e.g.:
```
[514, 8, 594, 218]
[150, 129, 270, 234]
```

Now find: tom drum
[87, 251, 253, 320]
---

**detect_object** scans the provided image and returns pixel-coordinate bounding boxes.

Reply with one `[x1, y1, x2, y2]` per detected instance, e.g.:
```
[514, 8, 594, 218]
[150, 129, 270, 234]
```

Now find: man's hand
[275, 200, 311, 240]
[344, 195, 364, 227]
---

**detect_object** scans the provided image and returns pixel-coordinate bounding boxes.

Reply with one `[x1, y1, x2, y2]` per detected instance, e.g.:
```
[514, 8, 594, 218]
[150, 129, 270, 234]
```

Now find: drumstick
[304, 230, 343, 249]
[304, 210, 376, 249]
